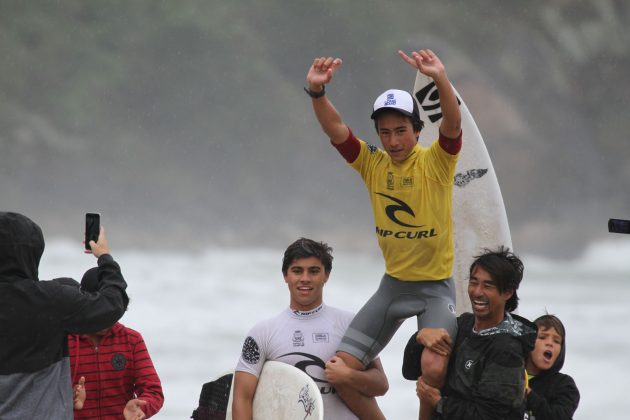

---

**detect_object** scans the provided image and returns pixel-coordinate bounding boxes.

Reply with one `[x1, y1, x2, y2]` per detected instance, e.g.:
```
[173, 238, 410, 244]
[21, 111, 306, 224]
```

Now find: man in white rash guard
[232, 238, 389, 420]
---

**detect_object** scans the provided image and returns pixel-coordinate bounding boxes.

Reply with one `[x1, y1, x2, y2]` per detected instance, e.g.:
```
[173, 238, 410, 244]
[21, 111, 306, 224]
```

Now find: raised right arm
[231, 371, 258, 420]
[306, 57, 350, 145]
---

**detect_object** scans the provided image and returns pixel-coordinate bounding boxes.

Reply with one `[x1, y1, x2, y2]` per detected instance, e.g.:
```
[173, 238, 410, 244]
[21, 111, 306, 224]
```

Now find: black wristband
[304, 85, 326, 98]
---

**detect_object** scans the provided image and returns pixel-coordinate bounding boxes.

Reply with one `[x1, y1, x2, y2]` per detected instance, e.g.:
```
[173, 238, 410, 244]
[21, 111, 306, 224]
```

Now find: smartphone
[85, 213, 101, 250]
[608, 218, 630, 234]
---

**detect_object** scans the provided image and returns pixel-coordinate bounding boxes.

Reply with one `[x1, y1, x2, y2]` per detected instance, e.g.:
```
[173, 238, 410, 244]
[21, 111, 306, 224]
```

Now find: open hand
[306, 57, 343, 91]
[73, 376, 86, 410]
[123, 399, 147, 419]
[398, 49, 446, 80]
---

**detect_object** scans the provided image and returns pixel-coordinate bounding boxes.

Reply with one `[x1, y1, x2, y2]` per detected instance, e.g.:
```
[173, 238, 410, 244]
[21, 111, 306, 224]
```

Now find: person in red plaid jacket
[69, 267, 164, 419]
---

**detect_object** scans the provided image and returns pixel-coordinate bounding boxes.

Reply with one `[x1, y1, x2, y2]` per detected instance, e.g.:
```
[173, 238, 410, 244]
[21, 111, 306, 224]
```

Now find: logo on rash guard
[280, 352, 326, 383]
[293, 330, 305, 347]
[375, 192, 421, 228]
[241, 336, 261, 364]
[280, 352, 338, 396]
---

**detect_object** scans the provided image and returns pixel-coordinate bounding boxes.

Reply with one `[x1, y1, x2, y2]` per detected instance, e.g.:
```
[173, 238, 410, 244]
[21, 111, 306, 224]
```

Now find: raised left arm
[399, 49, 461, 138]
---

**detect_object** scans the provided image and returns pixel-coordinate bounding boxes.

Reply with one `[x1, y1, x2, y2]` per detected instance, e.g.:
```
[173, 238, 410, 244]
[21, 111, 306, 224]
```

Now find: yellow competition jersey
[350, 139, 458, 280]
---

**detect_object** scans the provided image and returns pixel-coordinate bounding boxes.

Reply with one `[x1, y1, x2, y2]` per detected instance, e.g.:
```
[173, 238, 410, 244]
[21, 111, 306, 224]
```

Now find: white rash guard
[235, 304, 358, 420]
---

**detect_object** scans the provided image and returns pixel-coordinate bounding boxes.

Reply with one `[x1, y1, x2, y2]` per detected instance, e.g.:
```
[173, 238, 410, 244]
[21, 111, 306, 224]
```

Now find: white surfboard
[251, 361, 324, 420]
[413, 72, 512, 314]
[199, 361, 324, 420]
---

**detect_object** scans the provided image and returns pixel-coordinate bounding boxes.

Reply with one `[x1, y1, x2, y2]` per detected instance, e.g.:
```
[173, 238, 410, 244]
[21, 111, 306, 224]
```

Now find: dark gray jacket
[0, 212, 128, 419]
[403, 312, 537, 420]
[525, 318, 580, 420]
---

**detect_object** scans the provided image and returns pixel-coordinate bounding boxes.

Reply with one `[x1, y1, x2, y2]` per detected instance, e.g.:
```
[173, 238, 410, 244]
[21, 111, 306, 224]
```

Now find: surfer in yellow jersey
[305, 49, 461, 420]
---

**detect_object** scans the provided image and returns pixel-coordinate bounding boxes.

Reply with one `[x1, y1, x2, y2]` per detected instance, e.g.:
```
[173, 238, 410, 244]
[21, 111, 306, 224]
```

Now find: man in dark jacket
[0, 212, 129, 419]
[403, 247, 537, 420]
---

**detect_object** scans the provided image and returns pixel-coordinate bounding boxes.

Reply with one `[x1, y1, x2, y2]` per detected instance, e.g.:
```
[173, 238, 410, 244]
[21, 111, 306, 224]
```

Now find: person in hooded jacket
[524, 314, 580, 420]
[402, 247, 537, 420]
[68, 267, 164, 419]
[0, 212, 129, 420]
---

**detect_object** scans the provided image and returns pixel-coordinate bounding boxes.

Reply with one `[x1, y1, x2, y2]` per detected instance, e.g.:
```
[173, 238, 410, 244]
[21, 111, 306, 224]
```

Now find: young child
[525, 314, 580, 420]
[69, 267, 164, 419]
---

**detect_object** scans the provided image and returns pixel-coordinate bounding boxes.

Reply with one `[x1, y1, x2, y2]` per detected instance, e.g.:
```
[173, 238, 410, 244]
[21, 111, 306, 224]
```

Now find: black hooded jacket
[0, 212, 129, 418]
[403, 312, 537, 420]
[525, 321, 580, 420]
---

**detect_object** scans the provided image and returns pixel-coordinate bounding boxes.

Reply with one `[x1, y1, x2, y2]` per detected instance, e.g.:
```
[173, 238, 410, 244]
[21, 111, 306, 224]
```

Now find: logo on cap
[384, 93, 396, 106]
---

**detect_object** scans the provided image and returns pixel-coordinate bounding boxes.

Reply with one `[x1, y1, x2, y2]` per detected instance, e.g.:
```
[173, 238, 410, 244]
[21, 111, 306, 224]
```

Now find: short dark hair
[469, 246, 524, 312]
[372, 100, 424, 134]
[534, 314, 566, 340]
[282, 238, 333, 275]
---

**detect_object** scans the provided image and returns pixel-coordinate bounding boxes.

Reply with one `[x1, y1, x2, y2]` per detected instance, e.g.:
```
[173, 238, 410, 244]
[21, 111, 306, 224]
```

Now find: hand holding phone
[85, 213, 101, 251]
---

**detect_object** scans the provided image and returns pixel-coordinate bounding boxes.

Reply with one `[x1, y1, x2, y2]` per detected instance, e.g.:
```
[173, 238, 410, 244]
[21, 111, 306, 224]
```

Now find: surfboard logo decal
[415, 82, 461, 123]
[375, 192, 422, 228]
[298, 384, 316, 419]
[454, 169, 488, 188]
[241, 336, 261, 364]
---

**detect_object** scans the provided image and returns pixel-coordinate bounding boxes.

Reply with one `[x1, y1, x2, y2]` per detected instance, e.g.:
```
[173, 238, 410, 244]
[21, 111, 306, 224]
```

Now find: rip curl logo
[298, 384, 316, 419]
[454, 169, 488, 187]
[415, 81, 461, 123]
[241, 336, 261, 364]
[465, 359, 476, 370]
[448, 304, 456, 315]
[375, 192, 421, 228]
[279, 352, 327, 383]
[111, 353, 126, 371]
[384, 93, 397, 106]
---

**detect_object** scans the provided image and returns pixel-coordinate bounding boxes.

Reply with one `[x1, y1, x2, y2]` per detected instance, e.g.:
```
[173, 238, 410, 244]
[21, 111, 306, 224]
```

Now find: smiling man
[232, 238, 388, 420]
[402, 247, 537, 420]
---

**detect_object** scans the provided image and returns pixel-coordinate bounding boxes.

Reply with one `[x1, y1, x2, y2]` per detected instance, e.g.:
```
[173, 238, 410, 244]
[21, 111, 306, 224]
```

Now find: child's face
[529, 326, 563, 374]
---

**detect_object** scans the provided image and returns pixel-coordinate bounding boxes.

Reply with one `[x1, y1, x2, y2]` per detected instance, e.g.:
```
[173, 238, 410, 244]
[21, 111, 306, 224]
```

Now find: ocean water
[40, 238, 630, 419]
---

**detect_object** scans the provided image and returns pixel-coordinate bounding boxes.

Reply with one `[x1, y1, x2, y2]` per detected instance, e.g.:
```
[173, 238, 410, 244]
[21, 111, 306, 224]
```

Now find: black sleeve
[402, 331, 424, 380]
[52, 254, 129, 333]
[440, 338, 526, 420]
[526, 374, 580, 420]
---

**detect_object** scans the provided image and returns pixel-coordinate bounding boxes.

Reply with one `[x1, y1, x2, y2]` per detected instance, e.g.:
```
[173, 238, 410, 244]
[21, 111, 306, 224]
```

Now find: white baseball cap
[370, 89, 415, 119]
